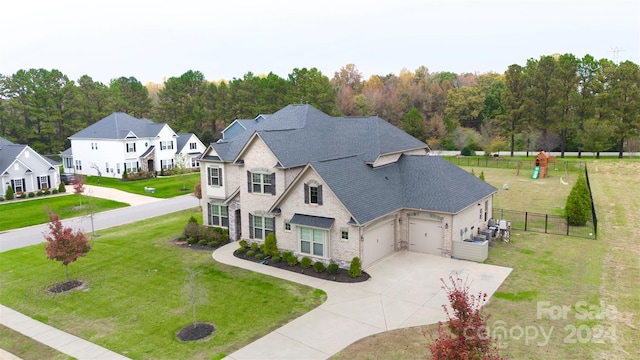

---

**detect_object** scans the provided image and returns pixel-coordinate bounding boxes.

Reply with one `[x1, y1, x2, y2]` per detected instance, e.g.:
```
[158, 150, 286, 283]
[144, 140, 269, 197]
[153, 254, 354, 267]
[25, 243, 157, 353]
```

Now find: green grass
[0, 195, 128, 231]
[84, 173, 199, 198]
[0, 325, 74, 360]
[0, 210, 325, 360]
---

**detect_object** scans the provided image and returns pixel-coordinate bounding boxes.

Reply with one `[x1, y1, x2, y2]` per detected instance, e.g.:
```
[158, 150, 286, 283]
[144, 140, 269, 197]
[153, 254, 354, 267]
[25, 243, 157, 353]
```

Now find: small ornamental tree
[429, 277, 505, 360]
[348, 257, 362, 278]
[263, 232, 278, 257]
[58, 181, 66, 193]
[193, 178, 202, 207]
[565, 173, 591, 226]
[479, 171, 485, 181]
[73, 175, 85, 207]
[5, 185, 14, 200]
[44, 211, 92, 281]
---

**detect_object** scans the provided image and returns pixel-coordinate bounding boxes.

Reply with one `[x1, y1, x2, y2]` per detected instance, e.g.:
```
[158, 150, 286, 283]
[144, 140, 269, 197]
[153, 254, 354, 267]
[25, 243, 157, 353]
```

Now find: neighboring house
[0, 136, 60, 196]
[199, 104, 497, 268]
[175, 133, 206, 169]
[62, 113, 203, 178]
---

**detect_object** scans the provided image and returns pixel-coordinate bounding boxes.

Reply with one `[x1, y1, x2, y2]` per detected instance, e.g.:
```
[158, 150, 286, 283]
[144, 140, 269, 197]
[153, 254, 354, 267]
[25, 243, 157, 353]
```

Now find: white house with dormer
[1, 136, 60, 195]
[62, 113, 204, 178]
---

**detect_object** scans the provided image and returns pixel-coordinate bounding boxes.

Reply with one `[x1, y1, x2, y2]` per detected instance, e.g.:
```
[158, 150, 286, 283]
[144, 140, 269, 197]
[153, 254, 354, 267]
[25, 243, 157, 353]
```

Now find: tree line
[1, 54, 638, 158]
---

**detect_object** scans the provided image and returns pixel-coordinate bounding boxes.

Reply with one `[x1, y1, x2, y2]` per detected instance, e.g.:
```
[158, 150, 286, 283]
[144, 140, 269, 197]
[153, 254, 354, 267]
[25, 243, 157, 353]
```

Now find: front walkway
[213, 243, 512, 360]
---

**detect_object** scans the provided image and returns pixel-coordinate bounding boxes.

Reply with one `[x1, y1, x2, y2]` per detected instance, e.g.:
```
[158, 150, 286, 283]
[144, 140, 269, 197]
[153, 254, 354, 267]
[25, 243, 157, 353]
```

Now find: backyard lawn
[0, 210, 326, 360]
[334, 159, 639, 360]
[0, 194, 128, 231]
[84, 173, 199, 198]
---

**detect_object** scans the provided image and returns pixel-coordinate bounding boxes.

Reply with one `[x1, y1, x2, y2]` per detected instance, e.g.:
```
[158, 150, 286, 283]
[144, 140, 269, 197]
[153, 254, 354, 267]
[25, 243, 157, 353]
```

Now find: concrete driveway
[213, 244, 512, 360]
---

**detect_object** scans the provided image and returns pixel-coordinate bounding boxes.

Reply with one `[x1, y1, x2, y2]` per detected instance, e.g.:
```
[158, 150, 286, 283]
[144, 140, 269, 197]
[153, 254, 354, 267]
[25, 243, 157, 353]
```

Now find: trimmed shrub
[313, 261, 326, 273]
[198, 239, 208, 246]
[52, 189, 58, 194]
[470, 168, 476, 176]
[301, 257, 312, 269]
[44, 190, 51, 195]
[239, 239, 248, 248]
[255, 253, 265, 260]
[122, 170, 128, 180]
[271, 256, 281, 263]
[565, 174, 592, 226]
[0, 196, 4, 201]
[208, 241, 219, 248]
[264, 232, 278, 257]
[461, 145, 474, 156]
[479, 171, 485, 181]
[58, 182, 66, 193]
[246, 250, 255, 257]
[5, 186, 14, 200]
[184, 222, 200, 240]
[259, 243, 266, 253]
[236, 247, 246, 254]
[282, 251, 293, 260]
[28, 192, 35, 198]
[250, 242, 259, 252]
[327, 263, 340, 275]
[37, 190, 44, 196]
[187, 237, 198, 245]
[287, 255, 298, 266]
[19, 193, 27, 198]
[348, 257, 362, 278]
[188, 216, 198, 224]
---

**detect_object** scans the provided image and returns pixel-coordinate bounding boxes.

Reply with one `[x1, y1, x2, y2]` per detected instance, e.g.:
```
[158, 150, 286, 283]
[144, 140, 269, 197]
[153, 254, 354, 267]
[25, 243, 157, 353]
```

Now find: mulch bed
[176, 322, 215, 342]
[233, 250, 370, 283]
[48, 280, 84, 293]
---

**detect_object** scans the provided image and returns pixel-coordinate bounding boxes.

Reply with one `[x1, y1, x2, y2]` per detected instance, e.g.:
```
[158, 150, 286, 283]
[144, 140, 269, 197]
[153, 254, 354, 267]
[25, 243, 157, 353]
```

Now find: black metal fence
[493, 208, 596, 239]
[584, 165, 598, 237]
[446, 156, 587, 173]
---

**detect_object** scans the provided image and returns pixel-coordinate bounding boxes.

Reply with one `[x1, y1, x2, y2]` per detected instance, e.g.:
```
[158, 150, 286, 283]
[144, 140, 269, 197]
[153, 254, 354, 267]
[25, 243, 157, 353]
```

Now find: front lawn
[84, 173, 199, 198]
[0, 195, 128, 231]
[0, 210, 325, 360]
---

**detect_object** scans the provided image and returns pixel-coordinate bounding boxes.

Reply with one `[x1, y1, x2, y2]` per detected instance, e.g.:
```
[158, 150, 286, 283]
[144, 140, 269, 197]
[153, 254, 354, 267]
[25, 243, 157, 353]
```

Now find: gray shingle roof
[0, 144, 25, 174]
[290, 213, 335, 229]
[69, 113, 165, 139]
[311, 155, 498, 224]
[176, 133, 194, 153]
[212, 104, 427, 167]
[0, 136, 16, 147]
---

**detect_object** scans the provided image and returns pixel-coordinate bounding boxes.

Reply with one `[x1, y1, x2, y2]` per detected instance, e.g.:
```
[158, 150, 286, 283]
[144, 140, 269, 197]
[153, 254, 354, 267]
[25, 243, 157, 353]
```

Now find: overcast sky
[2, 0, 638, 84]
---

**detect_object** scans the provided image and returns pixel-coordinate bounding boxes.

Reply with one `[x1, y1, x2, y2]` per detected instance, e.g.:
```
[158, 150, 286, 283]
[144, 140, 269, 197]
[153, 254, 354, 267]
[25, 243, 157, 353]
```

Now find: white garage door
[363, 220, 395, 267]
[409, 218, 442, 255]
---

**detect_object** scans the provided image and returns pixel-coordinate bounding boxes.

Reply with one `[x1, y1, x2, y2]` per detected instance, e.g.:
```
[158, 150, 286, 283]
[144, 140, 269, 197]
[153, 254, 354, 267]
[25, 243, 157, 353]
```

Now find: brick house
[199, 104, 497, 268]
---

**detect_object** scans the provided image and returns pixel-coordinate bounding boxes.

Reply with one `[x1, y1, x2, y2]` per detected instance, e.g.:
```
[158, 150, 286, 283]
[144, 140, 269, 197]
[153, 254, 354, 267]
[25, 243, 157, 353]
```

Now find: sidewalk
[0, 305, 130, 360]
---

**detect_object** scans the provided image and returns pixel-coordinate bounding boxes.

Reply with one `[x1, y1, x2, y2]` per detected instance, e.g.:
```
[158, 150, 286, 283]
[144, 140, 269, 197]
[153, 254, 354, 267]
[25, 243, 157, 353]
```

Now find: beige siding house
[200, 104, 497, 268]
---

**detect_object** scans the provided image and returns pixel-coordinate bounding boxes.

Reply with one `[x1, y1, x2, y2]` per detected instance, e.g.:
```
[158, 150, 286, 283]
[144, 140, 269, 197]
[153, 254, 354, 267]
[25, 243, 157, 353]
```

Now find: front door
[147, 159, 154, 173]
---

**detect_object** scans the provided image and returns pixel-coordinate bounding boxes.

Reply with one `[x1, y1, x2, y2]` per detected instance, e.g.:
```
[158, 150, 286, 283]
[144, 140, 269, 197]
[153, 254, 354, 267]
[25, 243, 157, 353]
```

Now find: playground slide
[532, 166, 540, 179]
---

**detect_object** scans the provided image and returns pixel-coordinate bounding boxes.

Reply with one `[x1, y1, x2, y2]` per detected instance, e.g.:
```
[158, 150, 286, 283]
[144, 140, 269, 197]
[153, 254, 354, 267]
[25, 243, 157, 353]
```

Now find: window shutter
[249, 214, 254, 238]
[304, 183, 309, 204]
[10, 180, 15, 191]
[207, 168, 212, 185]
[207, 203, 212, 226]
[318, 185, 323, 205]
[22, 178, 26, 191]
[219, 168, 223, 185]
[270, 173, 276, 195]
[47, 175, 51, 188]
[247, 171, 252, 193]
[38, 180, 41, 190]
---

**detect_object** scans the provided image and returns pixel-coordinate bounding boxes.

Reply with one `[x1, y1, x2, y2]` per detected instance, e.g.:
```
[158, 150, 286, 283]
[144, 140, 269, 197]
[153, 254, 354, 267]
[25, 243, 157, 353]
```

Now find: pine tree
[565, 173, 591, 226]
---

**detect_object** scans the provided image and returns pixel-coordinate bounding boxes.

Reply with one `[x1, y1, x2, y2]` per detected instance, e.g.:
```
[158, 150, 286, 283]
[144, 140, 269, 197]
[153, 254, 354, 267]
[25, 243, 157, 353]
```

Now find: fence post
[525, 212, 528, 231]
[545, 214, 548, 233]
[566, 218, 570, 236]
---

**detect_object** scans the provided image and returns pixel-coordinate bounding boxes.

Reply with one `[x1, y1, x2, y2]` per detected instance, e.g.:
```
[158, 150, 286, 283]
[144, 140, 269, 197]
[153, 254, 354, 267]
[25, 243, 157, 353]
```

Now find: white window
[160, 141, 174, 150]
[209, 204, 229, 228]
[38, 176, 50, 189]
[116, 163, 121, 174]
[91, 142, 98, 150]
[251, 172, 273, 194]
[208, 167, 221, 186]
[105, 162, 110, 173]
[189, 142, 197, 150]
[75, 160, 82, 170]
[484, 200, 489, 221]
[304, 183, 323, 205]
[251, 215, 274, 240]
[125, 161, 139, 173]
[341, 229, 349, 240]
[299, 227, 327, 257]
[12, 178, 24, 193]
[126, 143, 136, 153]
[161, 159, 173, 170]
[191, 157, 199, 167]
[64, 157, 73, 168]
[284, 220, 291, 232]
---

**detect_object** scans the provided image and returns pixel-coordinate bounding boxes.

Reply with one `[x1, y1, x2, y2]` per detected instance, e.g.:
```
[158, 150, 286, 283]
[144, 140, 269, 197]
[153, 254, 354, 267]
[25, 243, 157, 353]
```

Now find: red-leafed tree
[429, 277, 505, 360]
[193, 177, 202, 207]
[73, 175, 85, 207]
[44, 211, 92, 281]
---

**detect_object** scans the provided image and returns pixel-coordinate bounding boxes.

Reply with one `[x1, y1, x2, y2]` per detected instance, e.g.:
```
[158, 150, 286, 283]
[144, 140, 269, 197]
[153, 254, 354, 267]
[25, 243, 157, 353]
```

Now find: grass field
[84, 173, 200, 198]
[0, 194, 128, 231]
[333, 159, 639, 360]
[0, 325, 73, 360]
[0, 210, 325, 360]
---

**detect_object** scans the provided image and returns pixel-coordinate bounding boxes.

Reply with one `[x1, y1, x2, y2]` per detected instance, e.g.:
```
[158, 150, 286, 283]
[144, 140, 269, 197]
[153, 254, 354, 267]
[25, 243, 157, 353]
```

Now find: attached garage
[362, 220, 395, 267]
[408, 217, 443, 256]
